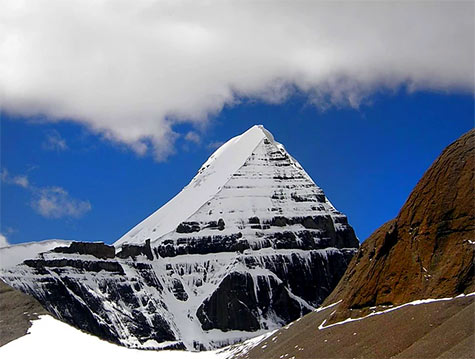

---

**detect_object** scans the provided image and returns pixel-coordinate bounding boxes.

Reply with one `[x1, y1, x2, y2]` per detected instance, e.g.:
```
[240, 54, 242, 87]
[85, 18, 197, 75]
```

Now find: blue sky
[1, 90, 473, 245]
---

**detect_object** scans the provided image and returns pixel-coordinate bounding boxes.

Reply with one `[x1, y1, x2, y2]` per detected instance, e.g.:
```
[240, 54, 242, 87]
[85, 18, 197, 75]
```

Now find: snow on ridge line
[114, 125, 275, 247]
[0, 239, 73, 270]
[317, 291, 475, 330]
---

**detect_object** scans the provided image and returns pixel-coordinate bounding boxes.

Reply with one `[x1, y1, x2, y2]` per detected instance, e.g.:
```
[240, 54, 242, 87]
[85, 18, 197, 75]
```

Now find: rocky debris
[176, 222, 201, 233]
[53, 241, 115, 259]
[325, 129, 475, 323]
[170, 278, 188, 301]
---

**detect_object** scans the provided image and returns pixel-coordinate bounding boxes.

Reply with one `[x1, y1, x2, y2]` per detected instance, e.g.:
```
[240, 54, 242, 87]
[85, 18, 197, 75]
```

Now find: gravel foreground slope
[241, 294, 474, 359]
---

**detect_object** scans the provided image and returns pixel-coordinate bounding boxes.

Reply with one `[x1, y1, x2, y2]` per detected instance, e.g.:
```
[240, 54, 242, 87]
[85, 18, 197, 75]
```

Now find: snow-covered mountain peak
[1, 124, 359, 351]
[115, 125, 279, 247]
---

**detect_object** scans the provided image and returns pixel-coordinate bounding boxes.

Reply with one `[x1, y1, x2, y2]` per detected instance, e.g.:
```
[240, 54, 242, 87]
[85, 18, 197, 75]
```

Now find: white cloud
[184, 131, 201, 144]
[0, 234, 9, 248]
[13, 175, 29, 188]
[43, 130, 68, 151]
[1, 168, 30, 188]
[2, 168, 91, 219]
[1, 1, 473, 160]
[31, 186, 91, 219]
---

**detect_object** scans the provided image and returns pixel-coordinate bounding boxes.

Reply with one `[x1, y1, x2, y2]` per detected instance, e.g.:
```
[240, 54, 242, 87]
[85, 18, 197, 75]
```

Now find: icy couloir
[0, 125, 359, 350]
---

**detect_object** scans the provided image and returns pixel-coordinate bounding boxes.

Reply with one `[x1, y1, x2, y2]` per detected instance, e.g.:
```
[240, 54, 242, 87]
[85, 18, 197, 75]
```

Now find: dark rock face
[116, 239, 153, 260]
[196, 248, 354, 332]
[196, 271, 305, 332]
[151, 214, 358, 258]
[1, 244, 356, 350]
[23, 258, 124, 274]
[197, 272, 261, 331]
[3, 256, 177, 348]
[53, 242, 115, 259]
[325, 130, 475, 323]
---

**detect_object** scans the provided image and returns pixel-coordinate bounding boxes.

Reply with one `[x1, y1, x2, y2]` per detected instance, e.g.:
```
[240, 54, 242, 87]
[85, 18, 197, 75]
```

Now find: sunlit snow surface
[115, 125, 271, 246]
[0, 315, 272, 359]
[115, 125, 344, 247]
[0, 315, 223, 359]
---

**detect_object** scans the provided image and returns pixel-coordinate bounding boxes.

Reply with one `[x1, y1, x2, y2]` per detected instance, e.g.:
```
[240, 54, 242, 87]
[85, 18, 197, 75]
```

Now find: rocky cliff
[324, 129, 474, 322]
[0, 125, 358, 350]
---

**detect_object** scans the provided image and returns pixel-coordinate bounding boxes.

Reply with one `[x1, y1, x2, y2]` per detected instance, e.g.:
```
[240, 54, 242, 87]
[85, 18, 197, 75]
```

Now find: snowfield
[0, 314, 271, 359]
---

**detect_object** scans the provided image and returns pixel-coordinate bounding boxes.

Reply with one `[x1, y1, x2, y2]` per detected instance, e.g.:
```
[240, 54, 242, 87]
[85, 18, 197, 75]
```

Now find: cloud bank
[1, 1, 473, 159]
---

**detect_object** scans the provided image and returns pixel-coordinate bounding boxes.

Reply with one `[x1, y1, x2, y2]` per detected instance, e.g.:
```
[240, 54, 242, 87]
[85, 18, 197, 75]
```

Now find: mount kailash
[0, 125, 359, 350]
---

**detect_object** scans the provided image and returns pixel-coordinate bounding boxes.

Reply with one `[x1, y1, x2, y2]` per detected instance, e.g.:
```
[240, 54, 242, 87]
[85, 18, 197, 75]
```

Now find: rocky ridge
[324, 129, 474, 322]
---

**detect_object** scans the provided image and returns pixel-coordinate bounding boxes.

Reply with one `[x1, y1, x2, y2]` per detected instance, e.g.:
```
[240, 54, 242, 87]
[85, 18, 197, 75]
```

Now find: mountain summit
[116, 125, 357, 250]
[1, 125, 358, 350]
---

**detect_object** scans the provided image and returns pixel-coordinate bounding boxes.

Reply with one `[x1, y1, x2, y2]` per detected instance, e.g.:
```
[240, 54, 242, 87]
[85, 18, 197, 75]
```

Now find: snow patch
[0, 315, 228, 359]
[318, 292, 475, 330]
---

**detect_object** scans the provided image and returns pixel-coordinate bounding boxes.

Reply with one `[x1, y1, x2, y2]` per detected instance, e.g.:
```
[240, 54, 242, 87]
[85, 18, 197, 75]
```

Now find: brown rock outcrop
[325, 129, 474, 319]
[0, 280, 50, 346]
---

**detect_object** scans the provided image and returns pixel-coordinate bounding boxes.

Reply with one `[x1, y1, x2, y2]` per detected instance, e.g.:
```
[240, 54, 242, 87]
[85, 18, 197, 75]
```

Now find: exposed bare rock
[53, 242, 115, 259]
[325, 129, 474, 322]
